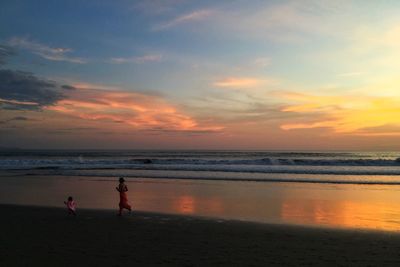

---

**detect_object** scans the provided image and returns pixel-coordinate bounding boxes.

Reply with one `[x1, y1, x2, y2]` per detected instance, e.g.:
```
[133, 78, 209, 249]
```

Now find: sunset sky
[1, 0, 400, 150]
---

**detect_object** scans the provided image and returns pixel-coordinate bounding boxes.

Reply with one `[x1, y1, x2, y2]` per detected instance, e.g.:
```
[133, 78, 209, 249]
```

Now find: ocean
[2, 150, 400, 231]
[1, 150, 400, 183]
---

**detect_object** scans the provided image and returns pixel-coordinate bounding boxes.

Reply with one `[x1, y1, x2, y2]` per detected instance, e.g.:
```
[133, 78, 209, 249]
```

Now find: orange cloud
[213, 77, 270, 88]
[280, 92, 400, 135]
[46, 87, 222, 133]
[70, 82, 120, 91]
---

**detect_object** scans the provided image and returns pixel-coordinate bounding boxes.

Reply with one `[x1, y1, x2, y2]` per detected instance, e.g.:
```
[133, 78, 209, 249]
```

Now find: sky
[1, 0, 400, 150]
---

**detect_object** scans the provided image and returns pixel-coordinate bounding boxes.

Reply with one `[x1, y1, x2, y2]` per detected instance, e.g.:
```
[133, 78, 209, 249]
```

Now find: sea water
[1, 150, 400, 182]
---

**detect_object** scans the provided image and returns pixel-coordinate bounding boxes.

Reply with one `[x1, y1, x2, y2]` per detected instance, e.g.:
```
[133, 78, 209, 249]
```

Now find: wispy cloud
[0, 98, 39, 107]
[152, 9, 213, 31]
[213, 77, 276, 89]
[46, 86, 222, 133]
[186, 1, 356, 43]
[109, 54, 162, 64]
[8, 37, 86, 64]
[68, 82, 121, 91]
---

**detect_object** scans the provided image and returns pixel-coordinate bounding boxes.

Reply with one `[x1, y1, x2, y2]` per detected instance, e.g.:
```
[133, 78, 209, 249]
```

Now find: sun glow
[280, 92, 400, 135]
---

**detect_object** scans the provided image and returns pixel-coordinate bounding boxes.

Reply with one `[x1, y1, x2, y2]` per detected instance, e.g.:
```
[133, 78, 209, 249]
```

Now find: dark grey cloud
[0, 116, 36, 125]
[61, 85, 76, 90]
[10, 116, 29, 121]
[0, 69, 66, 110]
[46, 127, 99, 135]
[0, 45, 15, 65]
[0, 45, 73, 110]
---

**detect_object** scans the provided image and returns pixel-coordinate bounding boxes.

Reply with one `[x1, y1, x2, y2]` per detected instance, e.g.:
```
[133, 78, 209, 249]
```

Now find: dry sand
[1, 204, 400, 266]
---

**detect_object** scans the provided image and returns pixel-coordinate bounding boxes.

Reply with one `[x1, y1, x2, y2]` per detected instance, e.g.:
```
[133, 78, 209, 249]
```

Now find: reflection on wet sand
[281, 199, 400, 231]
[2, 174, 400, 231]
[175, 196, 196, 214]
[173, 196, 224, 215]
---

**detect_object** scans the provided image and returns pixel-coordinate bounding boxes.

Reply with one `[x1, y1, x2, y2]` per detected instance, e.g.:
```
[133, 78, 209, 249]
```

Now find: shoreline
[2, 204, 400, 266]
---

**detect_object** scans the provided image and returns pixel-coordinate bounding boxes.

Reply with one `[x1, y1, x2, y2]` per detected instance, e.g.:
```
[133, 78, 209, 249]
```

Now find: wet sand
[2, 204, 400, 266]
[3, 174, 400, 231]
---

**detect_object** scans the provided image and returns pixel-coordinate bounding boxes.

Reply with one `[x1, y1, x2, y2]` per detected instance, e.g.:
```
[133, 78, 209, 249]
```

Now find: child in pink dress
[64, 196, 76, 216]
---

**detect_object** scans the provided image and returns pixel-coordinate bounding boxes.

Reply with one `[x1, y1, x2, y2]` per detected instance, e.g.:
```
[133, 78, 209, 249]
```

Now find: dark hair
[68, 196, 73, 201]
[119, 177, 125, 183]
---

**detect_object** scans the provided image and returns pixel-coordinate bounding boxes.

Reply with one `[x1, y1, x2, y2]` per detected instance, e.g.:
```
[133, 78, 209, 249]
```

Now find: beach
[2, 204, 400, 266]
[3, 151, 400, 266]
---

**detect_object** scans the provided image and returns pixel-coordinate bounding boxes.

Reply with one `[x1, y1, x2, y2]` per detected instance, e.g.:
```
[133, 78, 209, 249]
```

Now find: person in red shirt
[116, 177, 132, 216]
